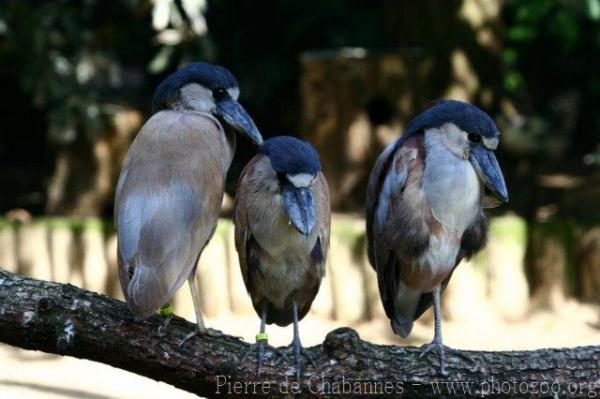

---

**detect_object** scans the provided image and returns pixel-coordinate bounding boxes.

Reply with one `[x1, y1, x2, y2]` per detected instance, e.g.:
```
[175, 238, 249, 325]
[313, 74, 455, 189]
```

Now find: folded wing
[116, 111, 229, 317]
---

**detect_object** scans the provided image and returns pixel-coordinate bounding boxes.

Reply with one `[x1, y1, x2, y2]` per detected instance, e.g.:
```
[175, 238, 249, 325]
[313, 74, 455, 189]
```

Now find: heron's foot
[179, 328, 204, 348]
[156, 315, 173, 338]
[205, 327, 223, 337]
[241, 341, 266, 376]
[274, 347, 289, 365]
[240, 340, 286, 376]
[419, 339, 448, 376]
[178, 327, 221, 348]
[282, 341, 317, 379]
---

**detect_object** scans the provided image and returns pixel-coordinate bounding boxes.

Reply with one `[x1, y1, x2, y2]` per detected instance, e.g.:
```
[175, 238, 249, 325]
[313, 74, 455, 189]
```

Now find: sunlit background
[0, 0, 599, 398]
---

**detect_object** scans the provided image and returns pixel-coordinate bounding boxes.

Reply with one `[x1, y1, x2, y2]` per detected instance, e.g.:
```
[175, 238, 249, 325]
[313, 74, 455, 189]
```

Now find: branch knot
[323, 327, 361, 359]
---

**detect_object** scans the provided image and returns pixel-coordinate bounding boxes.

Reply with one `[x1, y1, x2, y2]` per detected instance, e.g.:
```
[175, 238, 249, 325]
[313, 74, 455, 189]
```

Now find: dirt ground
[1, 299, 599, 399]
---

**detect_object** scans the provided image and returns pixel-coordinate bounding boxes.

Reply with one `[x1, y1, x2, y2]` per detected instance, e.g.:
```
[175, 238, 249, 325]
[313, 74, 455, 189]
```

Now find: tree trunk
[525, 221, 575, 310]
[299, 49, 434, 211]
[577, 227, 600, 304]
[45, 108, 141, 217]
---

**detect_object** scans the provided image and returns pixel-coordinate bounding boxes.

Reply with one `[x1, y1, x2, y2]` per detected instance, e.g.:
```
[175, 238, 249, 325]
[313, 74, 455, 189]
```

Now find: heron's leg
[156, 303, 174, 337]
[285, 301, 316, 380]
[240, 305, 288, 376]
[188, 274, 207, 333]
[240, 304, 268, 376]
[419, 285, 448, 375]
[179, 274, 220, 347]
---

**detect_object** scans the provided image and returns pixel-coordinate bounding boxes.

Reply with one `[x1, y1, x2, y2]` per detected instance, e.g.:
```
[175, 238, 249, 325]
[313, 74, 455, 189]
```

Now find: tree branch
[0, 268, 598, 398]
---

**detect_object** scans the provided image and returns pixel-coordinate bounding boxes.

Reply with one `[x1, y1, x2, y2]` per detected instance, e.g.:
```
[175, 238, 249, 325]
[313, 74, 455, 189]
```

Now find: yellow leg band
[256, 332, 268, 342]
[159, 303, 173, 317]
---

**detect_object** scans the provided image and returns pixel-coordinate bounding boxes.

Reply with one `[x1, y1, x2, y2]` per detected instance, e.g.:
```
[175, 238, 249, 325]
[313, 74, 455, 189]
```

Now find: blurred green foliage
[502, 0, 600, 156]
[0, 1, 153, 144]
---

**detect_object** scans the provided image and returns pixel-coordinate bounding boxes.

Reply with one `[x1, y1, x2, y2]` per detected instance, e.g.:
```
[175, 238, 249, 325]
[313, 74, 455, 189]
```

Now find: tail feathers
[387, 281, 421, 338]
[265, 303, 293, 327]
[125, 266, 167, 317]
[120, 259, 187, 318]
[391, 314, 414, 338]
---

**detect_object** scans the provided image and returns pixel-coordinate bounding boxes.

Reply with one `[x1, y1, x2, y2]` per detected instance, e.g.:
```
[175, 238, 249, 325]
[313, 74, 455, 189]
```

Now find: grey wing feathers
[366, 143, 400, 268]
[233, 155, 260, 296]
[313, 171, 331, 277]
[116, 111, 228, 317]
[366, 137, 428, 337]
[117, 178, 198, 316]
[366, 143, 410, 328]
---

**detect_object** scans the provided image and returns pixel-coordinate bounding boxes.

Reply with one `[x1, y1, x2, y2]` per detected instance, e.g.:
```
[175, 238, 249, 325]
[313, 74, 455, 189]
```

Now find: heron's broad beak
[282, 183, 316, 236]
[215, 98, 263, 145]
[469, 145, 509, 203]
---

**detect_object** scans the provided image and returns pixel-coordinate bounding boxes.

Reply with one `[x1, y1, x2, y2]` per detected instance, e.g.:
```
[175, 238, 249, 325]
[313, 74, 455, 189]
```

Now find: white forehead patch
[287, 173, 315, 188]
[483, 136, 499, 150]
[227, 87, 240, 100]
[179, 83, 214, 112]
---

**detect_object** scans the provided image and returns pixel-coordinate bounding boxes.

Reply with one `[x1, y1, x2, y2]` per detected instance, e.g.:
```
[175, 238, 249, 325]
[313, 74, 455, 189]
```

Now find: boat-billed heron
[234, 136, 330, 378]
[115, 62, 262, 341]
[366, 100, 508, 375]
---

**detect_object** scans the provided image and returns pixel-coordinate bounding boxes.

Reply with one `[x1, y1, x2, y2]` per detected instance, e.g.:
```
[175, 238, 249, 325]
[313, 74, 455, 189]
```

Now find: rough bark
[0, 269, 598, 398]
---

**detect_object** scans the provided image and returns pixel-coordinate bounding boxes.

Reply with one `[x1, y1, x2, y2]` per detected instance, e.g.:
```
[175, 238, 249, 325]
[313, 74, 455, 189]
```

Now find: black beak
[215, 98, 263, 145]
[469, 145, 509, 203]
[282, 183, 316, 236]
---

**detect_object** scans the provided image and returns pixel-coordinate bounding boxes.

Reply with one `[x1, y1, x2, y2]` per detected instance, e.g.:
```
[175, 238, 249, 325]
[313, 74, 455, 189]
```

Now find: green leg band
[256, 332, 268, 343]
[159, 303, 173, 317]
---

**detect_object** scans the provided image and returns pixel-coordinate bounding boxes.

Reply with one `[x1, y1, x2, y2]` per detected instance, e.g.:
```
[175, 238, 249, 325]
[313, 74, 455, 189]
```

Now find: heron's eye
[212, 88, 227, 101]
[276, 172, 287, 184]
[468, 133, 482, 143]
